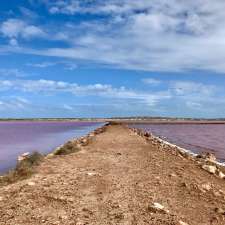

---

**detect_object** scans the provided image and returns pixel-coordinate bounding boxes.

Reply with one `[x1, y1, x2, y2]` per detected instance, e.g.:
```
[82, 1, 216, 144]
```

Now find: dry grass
[54, 141, 80, 155]
[0, 152, 43, 186]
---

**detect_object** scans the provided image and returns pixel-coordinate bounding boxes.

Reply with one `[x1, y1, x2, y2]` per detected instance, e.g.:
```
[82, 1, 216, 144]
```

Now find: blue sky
[0, 0, 225, 118]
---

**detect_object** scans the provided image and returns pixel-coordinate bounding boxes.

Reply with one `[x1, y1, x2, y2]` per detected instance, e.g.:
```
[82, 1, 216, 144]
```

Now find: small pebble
[148, 202, 169, 214]
[27, 181, 36, 186]
[178, 220, 189, 225]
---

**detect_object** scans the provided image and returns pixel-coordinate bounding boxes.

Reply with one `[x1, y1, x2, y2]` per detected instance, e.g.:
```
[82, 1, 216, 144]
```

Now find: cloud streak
[0, 77, 224, 117]
[0, 77, 223, 111]
[1, 0, 223, 73]
[26, 61, 77, 70]
[0, 68, 27, 77]
[0, 79, 171, 106]
[0, 96, 30, 111]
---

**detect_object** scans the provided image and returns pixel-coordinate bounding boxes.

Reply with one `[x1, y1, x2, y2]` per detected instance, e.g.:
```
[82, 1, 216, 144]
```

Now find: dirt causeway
[1, 124, 225, 225]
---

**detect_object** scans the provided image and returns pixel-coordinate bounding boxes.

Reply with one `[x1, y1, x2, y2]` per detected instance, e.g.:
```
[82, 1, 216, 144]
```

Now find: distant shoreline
[120, 120, 225, 124]
[1, 118, 225, 124]
[0, 118, 106, 122]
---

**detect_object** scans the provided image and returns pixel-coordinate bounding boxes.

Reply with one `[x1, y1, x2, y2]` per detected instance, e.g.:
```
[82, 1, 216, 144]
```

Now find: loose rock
[148, 202, 169, 214]
[169, 173, 177, 178]
[198, 153, 217, 162]
[202, 165, 217, 174]
[215, 207, 225, 215]
[178, 220, 189, 225]
[218, 171, 225, 179]
[18, 152, 30, 161]
[201, 183, 212, 192]
[87, 172, 97, 176]
[27, 181, 36, 186]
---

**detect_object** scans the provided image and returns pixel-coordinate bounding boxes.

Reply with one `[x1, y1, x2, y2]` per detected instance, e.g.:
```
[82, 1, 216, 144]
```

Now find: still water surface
[129, 123, 225, 162]
[0, 121, 103, 173]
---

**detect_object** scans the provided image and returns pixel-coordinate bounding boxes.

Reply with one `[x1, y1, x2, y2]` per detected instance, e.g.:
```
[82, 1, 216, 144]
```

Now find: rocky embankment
[129, 127, 225, 180]
[0, 123, 225, 225]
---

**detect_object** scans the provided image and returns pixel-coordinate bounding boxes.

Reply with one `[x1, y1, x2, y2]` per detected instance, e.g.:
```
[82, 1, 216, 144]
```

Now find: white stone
[202, 165, 217, 174]
[27, 181, 35, 186]
[22, 152, 30, 157]
[201, 183, 212, 191]
[178, 221, 189, 225]
[18, 152, 30, 161]
[148, 202, 169, 214]
[153, 202, 164, 210]
[218, 171, 225, 179]
[169, 173, 177, 177]
[87, 172, 97, 176]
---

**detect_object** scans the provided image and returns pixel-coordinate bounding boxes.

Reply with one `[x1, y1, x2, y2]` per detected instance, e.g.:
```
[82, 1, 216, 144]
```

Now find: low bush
[54, 141, 79, 155]
[0, 151, 43, 186]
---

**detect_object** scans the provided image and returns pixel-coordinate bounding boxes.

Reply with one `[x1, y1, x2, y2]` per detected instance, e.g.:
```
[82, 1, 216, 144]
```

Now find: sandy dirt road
[0, 124, 225, 225]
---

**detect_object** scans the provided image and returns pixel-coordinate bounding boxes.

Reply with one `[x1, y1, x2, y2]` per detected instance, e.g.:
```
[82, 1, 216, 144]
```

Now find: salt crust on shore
[128, 126, 225, 168]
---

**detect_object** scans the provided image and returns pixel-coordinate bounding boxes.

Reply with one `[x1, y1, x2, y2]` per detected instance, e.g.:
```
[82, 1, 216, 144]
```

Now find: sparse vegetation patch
[0, 152, 43, 186]
[54, 141, 80, 155]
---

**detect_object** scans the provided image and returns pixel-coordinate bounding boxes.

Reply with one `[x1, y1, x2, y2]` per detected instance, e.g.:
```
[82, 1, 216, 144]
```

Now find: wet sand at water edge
[0, 124, 225, 225]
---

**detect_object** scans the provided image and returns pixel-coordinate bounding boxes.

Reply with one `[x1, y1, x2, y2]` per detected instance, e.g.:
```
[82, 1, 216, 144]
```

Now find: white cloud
[27, 61, 77, 70]
[0, 79, 171, 106]
[18, 0, 224, 73]
[0, 96, 30, 110]
[167, 80, 225, 112]
[0, 19, 46, 45]
[63, 104, 73, 110]
[186, 101, 202, 110]
[0, 77, 224, 117]
[142, 78, 161, 86]
[22, 25, 44, 38]
[19, 7, 39, 19]
[27, 62, 55, 68]
[0, 68, 26, 77]
[1, 19, 24, 38]
[2, 1, 225, 75]
[49, 1, 79, 15]
[139, 78, 225, 112]
[170, 81, 216, 96]
[9, 38, 18, 46]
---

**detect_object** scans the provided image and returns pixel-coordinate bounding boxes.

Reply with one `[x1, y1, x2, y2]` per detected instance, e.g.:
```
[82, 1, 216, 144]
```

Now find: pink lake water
[129, 123, 225, 162]
[0, 121, 104, 173]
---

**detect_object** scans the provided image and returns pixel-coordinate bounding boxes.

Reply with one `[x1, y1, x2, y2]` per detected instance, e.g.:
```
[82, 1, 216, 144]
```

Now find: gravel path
[0, 124, 225, 225]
